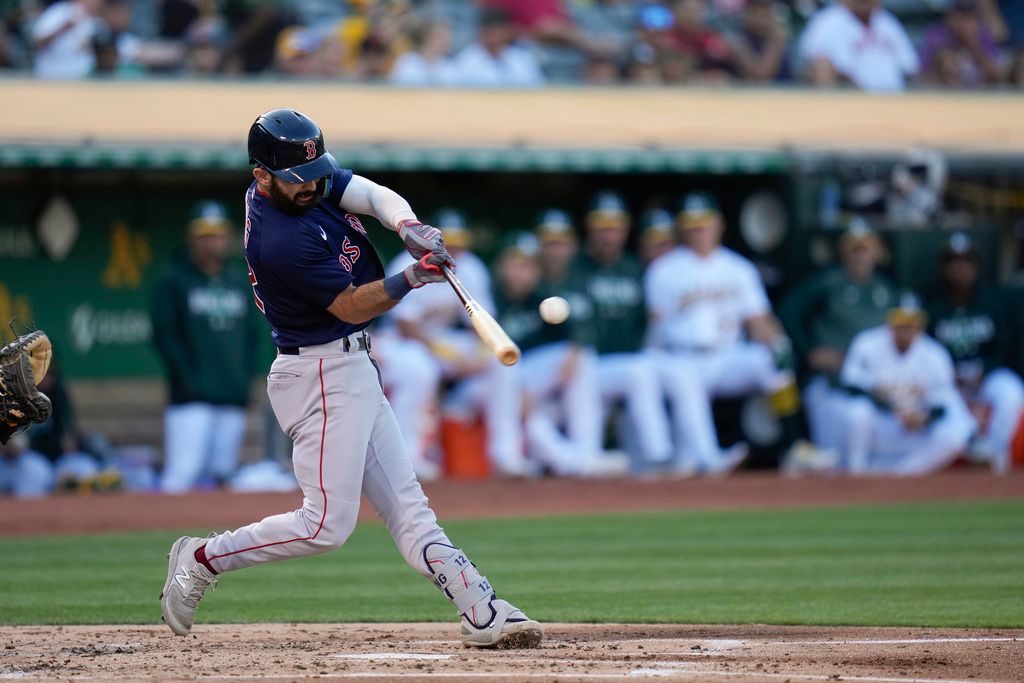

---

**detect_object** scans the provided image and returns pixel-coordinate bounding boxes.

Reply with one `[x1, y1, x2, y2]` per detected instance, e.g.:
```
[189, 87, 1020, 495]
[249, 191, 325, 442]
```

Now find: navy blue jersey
[243, 169, 385, 348]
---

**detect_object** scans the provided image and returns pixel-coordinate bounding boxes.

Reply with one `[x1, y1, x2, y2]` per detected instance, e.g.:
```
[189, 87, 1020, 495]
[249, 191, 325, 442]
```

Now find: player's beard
[268, 180, 322, 216]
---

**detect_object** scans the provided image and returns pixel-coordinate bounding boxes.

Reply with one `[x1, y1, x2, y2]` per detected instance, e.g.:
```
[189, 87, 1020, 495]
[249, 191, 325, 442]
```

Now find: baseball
[539, 296, 570, 324]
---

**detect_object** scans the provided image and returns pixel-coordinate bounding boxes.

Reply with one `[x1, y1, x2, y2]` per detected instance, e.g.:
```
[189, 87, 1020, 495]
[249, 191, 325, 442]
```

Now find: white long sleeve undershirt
[338, 174, 417, 231]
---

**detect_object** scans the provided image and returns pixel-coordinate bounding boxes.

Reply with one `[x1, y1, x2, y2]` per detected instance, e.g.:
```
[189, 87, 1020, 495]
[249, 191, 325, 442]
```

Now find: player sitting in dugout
[779, 219, 898, 461]
[644, 191, 820, 475]
[375, 208, 528, 479]
[492, 230, 623, 477]
[837, 292, 975, 476]
[925, 233, 1024, 475]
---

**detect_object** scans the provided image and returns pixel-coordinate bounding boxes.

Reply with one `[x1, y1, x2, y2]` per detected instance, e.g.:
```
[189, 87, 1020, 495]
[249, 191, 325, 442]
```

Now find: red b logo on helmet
[304, 139, 317, 160]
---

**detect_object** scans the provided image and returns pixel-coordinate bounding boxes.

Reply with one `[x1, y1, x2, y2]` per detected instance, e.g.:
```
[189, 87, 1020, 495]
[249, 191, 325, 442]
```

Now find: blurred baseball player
[160, 108, 542, 649]
[644, 192, 800, 473]
[638, 208, 675, 266]
[779, 219, 896, 456]
[492, 232, 607, 475]
[575, 191, 672, 466]
[378, 209, 527, 477]
[151, 201, 261, 493]
[839, 292, 974, 475]
[925, 233, 1023, 474]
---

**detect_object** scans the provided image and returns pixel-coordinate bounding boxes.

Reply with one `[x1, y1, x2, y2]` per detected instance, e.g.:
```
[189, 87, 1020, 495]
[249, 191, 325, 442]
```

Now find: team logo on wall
[37, 195, 79, 262]
[304, 140, 316, 160]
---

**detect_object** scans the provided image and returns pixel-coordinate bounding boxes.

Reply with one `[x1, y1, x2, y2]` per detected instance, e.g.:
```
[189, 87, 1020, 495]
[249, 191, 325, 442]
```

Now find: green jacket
[572, 250, 647, 355]
[780, 267, 897, 365]
[493, 280, 593, 354]
[151, 253, 262, 406]
[926, 285, 1010, 382]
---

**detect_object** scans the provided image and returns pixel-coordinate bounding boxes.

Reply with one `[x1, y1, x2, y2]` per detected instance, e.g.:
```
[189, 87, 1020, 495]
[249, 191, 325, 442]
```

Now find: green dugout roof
[0, 142, 787, 175]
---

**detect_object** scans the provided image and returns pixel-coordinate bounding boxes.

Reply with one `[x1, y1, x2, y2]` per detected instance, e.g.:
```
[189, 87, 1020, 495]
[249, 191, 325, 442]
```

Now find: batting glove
[398, 220, 455, 271]
[404, 252, 447, 289]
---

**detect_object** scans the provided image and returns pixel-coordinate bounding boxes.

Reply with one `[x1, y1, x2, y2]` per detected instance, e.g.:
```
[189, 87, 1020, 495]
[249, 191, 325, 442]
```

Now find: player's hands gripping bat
[0, 330, 53, 444]
[397, 220, 455, 271]
[442, 266, 520, 366]
[403, 252, 448, 289]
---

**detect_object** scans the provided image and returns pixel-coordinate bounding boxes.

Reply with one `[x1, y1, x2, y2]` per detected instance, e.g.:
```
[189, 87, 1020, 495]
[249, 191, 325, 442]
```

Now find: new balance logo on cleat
[174, 567, 192, 591]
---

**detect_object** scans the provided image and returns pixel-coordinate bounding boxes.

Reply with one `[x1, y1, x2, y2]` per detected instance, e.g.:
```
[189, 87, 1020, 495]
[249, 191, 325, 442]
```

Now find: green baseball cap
[677, 192, 722, 229]
[585, 190, 630, 230]
[188, 200, 232, 237]
[432, 208, 471, 249]
[534, 208, 576, 242]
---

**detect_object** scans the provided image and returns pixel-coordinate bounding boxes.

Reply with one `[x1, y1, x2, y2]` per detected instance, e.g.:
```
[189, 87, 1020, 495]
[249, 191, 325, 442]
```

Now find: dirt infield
[2, 470, 1023, 537]
[3, 471, 1022, 681]
[1, 623, 1021, 682]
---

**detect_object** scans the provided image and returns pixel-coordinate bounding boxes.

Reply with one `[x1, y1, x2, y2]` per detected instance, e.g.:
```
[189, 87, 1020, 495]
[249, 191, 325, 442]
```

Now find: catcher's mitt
[0, 331, 53, 444]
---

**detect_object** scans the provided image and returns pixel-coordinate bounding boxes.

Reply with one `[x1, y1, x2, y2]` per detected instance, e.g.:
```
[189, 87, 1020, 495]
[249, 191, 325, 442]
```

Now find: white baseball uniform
[375, 250, 527, 476]
[644, 246, 786, 471]
[838, 325, 975, 475]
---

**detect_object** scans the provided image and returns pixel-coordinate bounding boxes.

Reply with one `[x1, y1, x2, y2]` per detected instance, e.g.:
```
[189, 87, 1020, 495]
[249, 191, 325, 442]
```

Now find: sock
[194, 544, 219, 575]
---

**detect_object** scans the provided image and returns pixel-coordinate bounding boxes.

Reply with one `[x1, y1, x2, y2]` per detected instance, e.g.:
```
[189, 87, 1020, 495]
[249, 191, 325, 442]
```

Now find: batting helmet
[248, 108, 338, 186]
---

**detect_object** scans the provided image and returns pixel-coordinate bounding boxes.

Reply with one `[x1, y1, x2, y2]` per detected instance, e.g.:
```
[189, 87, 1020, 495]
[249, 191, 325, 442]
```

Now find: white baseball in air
[539, 296, 570, 325]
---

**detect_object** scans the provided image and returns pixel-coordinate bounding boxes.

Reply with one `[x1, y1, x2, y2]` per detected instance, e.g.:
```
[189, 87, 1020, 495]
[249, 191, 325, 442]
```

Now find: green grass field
[1, 500, 1022, 628]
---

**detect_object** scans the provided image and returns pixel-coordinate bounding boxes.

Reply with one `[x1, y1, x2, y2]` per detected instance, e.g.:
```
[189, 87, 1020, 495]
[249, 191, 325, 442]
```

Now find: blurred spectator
[728, 0, 790, 83]
[389, 18, 455, 85]
[920, 0, 1004, 87]
[449, 8, 544, 87]
[31, 0, 104, 79]
[151, 201, 261, 493]
[336, 0, 412, 79]
[797, 0, 919, 92]
[274, 26, 341, 77]
[925, 233, 1023, 474]
[838, 292, 974, 475]
[583, 52, 619, 83]
[639, 208, 676, 265]
[219, 0, 294, 74]
[183, 14, 226, 75]
[668, 0, 739, 82]
[627, 44, 662, 83]
[482, 0, 611, 81]
[779, 220, 896, 457]
[571, 0, 638, 66]
[158, 0, 199, 39]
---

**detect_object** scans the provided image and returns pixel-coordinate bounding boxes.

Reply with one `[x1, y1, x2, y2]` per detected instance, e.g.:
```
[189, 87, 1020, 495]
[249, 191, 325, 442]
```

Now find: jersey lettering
[338, 237, 361, 273]
[345, 213, 367, 236]
[246, 260, 266, 313]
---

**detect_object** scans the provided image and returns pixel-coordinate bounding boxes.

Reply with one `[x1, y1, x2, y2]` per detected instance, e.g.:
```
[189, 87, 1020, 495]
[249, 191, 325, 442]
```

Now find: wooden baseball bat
[442, 266, 520, 366]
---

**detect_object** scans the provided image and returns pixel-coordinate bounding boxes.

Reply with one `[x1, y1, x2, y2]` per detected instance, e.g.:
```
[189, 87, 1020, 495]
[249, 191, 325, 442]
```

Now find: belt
[277, 331, 371, 356]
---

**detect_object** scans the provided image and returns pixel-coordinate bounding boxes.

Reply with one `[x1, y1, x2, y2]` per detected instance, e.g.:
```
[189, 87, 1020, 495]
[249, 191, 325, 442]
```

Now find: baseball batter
[644, 192, 798, 473]
[839, 293, 975, 475]
[159, 109, 542, 649]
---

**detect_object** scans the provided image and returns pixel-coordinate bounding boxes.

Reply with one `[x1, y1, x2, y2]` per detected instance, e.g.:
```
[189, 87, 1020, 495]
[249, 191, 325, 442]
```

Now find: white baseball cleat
[461, 598, 544, 649]
[160, 535, 217, 636]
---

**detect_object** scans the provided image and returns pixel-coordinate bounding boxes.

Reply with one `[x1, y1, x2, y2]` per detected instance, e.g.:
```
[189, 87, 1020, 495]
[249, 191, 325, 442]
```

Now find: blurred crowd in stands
[2, 0, 1024, 90]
